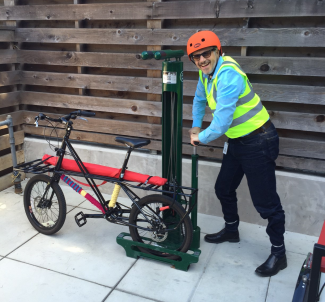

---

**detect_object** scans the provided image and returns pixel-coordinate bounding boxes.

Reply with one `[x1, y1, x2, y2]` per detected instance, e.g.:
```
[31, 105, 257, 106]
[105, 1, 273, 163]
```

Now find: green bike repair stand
[116, 50, 201, 271]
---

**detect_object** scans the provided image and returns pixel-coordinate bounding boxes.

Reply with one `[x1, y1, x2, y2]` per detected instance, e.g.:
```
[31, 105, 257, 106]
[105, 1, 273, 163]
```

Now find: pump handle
[154, 50, 184, 60]
[140, 51, 155, 60]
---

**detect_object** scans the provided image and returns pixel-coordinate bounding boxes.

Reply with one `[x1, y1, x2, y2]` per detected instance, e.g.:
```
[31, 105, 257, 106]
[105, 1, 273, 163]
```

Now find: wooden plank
[0, 29, 14, 42]
[279, 137, 325, 160]
[269, 111, 325, 133]
[194, 109, 325, 133]
[253, 83, 325, 106]
[153, 1, 325, 19]
[20, 71, 162, 94]
[21, 91, 162, 117]
[0, 111, 24, 130]
[237, 56, 325, 77]
[0, 49, 17, 64]
[21, 92, 325, 133]
[0, 129, 24, 151]
[0, 149, 24, 172]
[0, 171, 25, 192]
[17, 50, 161, 70]
[15, 27, 325, 47]
[24, 124, 162, 150]
[0, 71, 20, 86]
[17, 50, 325, 77]
[275, 155, 325, 174]
[23, 110, 163, 139]
[0, 3, 152, 20]
[20, 90, 200, 123]
[184, 81, 325, 106]
[0, 91, 20, 109]
[0, 1, 324, 21]
[20, 72, 325, 105]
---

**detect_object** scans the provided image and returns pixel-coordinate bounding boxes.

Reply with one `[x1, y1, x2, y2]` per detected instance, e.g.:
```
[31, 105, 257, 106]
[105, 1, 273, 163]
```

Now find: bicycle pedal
[75, 211, 87, 227]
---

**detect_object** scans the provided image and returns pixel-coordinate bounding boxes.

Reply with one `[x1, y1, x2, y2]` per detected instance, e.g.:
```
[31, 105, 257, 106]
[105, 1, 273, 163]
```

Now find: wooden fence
[0, 0, 23, 191]
[0, 0, 325, 191]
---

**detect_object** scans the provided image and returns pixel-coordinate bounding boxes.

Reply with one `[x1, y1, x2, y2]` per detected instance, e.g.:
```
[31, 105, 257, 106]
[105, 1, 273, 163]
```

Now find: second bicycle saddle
[115, 137, 151, 149]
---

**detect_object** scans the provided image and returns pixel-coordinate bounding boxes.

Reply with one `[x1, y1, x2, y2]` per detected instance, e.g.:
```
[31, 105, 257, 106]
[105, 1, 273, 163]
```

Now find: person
[187, 31, 286, 277]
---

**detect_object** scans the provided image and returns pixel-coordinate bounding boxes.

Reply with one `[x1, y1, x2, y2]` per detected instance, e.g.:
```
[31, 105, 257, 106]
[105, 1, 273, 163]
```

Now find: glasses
[191, 48, 217, 62]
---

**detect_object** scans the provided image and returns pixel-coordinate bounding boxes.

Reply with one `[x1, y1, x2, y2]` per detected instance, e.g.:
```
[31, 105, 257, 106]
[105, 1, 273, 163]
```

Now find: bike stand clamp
[75, 212, 87, 227]
[116, 232, 201, 271]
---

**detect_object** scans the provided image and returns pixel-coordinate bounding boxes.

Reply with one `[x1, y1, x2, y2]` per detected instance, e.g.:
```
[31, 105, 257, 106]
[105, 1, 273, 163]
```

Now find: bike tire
[129, 194, 193, 260]
[24, 174, 66, 235]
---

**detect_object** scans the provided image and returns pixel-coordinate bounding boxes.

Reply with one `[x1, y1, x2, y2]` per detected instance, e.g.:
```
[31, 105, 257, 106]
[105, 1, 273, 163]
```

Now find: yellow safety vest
[199, 56, 269, 138]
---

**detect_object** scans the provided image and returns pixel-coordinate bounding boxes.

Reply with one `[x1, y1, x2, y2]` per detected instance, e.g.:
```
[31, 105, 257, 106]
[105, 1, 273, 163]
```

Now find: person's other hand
[190, 133, 200, 146]
[189, 127, 200, 136]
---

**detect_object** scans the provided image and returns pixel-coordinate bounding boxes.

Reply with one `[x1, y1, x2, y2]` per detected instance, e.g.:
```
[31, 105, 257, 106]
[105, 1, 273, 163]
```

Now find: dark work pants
[215, 123, 286, 257]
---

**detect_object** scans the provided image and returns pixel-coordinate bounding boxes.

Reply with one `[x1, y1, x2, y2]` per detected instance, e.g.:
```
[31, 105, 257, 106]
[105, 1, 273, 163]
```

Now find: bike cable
[43, 119, 71, 156]
[43, 120, 60, 153]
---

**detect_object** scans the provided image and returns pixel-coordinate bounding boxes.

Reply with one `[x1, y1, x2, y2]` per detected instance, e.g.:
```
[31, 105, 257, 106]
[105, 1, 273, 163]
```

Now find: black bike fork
[36, 179, 55, 208]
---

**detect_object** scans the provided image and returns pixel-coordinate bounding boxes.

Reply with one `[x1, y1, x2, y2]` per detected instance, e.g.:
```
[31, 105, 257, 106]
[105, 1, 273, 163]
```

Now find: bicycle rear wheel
[24, 174, 66, 235]
[129, 194, 193, 260]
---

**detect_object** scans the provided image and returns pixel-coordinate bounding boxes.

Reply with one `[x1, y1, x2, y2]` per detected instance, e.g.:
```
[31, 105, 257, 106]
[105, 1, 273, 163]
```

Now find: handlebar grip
[194, 141, 200, 146]
[79, 111, 95, 117]
[38, 113, 46, 120]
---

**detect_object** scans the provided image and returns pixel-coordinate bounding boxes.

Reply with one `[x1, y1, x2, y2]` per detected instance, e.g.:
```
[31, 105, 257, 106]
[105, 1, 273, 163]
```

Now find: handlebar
[79, 110, 96, 117]
[35, 110, 95, 125]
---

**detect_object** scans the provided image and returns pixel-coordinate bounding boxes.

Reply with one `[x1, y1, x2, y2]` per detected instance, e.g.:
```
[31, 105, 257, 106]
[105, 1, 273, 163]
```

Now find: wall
[0, 0, 24, 191]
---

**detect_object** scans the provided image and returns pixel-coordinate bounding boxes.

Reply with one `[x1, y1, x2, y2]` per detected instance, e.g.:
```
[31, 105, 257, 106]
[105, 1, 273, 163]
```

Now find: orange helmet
[187, 31, 222, 60]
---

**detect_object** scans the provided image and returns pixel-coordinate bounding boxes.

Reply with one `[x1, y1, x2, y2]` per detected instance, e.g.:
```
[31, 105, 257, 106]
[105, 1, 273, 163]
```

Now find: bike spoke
[29, 180, 60, 228]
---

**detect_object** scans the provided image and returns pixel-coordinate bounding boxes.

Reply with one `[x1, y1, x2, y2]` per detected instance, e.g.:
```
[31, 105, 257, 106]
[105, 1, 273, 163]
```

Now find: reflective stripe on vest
[199, 56, 269, 138]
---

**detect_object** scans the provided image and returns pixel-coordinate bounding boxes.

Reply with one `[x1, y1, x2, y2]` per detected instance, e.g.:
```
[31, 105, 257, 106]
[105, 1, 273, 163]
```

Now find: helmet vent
[201, 38, 205, 42]
[190, 43, 192, 47]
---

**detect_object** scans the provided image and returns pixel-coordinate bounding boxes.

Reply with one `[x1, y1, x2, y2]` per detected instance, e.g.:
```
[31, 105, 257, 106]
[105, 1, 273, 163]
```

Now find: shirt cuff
[192, 119, 203, 128]
[198, 132, 208, 145]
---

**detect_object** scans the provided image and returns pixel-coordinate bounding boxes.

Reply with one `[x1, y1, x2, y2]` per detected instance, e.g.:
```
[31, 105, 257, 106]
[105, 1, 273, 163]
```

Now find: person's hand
[189, 127, 201, 145]
[190, 133, 200, 146]
[189, 127, 200, 136]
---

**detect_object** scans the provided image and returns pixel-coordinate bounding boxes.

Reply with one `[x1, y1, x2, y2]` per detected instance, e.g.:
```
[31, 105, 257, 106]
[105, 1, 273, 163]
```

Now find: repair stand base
[116, 232, 201, 271]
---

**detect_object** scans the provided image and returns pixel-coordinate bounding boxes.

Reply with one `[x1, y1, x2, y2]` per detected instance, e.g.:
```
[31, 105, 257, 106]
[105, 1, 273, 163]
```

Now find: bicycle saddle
[115, 136, 151, 149]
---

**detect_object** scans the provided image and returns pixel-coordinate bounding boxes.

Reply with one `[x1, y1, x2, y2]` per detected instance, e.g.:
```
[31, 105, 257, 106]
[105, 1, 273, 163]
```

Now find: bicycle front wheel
[24, 174, 66, 235]
[129, 194, 193, 260]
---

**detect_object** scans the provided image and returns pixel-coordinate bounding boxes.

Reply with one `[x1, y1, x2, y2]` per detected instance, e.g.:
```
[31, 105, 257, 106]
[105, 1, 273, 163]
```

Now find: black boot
[204, 228, 240, 244]
[255, 254, 287, 277]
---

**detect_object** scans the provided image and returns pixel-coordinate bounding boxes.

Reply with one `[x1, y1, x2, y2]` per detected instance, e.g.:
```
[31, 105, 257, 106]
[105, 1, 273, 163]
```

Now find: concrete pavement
[0, 179, 319, 302]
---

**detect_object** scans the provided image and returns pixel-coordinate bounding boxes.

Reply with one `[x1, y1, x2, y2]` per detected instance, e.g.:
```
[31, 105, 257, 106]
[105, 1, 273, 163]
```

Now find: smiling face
[192, 47, 219, 75]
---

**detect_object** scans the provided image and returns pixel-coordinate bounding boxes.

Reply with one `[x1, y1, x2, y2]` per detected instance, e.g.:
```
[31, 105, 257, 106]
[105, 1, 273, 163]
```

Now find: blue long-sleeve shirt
[192, 56, 246, 144]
